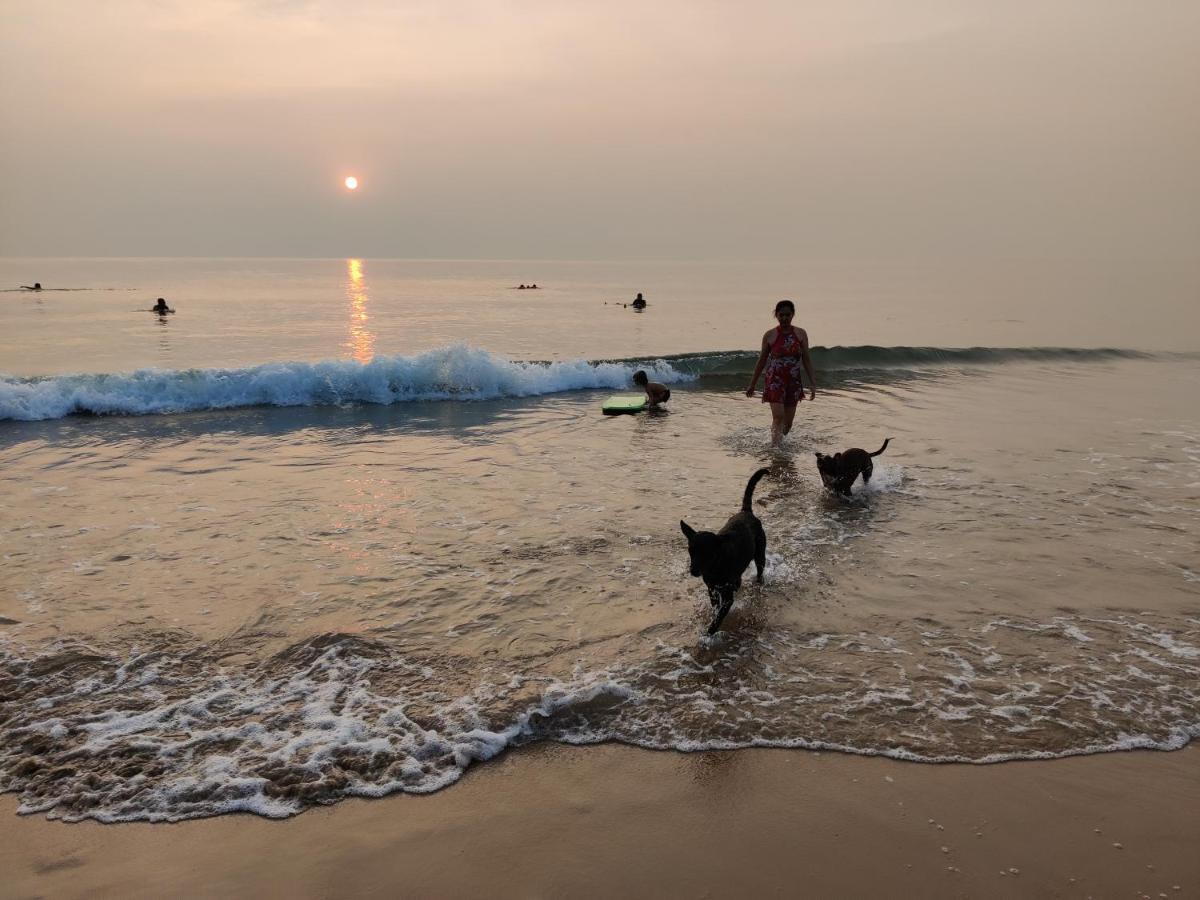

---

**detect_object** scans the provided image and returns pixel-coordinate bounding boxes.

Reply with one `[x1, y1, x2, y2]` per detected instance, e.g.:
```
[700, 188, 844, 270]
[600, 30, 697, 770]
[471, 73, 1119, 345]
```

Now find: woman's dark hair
[774, 300, 795, 315]
[632, 370, 648, 385]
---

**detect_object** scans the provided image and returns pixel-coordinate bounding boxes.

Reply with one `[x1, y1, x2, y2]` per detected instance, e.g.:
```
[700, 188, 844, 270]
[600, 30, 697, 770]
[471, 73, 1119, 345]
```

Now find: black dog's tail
[869, 438, 892, 458]
[742, 468, 771, 511]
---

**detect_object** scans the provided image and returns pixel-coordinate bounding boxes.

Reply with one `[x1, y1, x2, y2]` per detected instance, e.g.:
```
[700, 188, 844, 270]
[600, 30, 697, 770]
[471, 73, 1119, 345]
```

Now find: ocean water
[1, 257, 1198, 822]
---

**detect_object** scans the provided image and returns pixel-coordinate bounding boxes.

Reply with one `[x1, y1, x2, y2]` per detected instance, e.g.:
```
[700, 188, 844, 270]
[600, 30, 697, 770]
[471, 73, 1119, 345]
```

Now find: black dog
[680, 468, 770, 635]
[815, 438, 890, 497]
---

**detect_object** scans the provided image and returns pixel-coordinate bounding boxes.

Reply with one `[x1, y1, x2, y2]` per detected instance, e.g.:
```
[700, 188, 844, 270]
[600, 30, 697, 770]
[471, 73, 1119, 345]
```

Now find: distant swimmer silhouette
[20, 282, 42, 291]
[152, 298, 174, 314]
[631, 292, 646, 309]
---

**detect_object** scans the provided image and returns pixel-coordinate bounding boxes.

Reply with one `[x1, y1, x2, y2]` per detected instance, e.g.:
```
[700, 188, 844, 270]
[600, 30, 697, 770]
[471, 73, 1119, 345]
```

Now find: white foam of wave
[5, 642, 642, 823]
[859, 464, 905, 495]
[1138, 628, 1200, 659]
[5, 610, 1199, 823]
[762, 550, 811, 584]
[1055, 619, 1094, 642]
[0, 345, 695, 421]
[552, 616, 1200, 762]
[583, 719, 1200, 765]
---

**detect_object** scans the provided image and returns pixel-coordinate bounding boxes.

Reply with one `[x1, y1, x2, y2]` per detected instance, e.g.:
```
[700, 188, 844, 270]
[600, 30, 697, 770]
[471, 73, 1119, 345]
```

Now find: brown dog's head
[679, 520, 719, 578]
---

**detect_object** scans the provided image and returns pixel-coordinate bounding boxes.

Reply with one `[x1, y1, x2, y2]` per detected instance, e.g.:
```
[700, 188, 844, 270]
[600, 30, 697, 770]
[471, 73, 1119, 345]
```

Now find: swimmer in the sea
[152, 298, 174, 314]
[631, 292, 646, 309]
[20, 282, 42, 291]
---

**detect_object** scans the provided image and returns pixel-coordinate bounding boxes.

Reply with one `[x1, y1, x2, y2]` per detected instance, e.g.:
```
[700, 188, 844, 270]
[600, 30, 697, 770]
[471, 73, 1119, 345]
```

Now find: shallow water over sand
[3, 340, 1197, 819]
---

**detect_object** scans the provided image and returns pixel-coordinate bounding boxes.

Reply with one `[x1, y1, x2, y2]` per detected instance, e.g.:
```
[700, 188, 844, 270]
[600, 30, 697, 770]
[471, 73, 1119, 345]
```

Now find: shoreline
[3, 742, 1196, 898]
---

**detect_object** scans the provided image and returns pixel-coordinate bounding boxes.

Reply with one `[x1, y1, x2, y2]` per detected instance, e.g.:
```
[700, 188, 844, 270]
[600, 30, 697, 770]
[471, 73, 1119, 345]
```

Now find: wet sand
[3, 744, 1196, 899]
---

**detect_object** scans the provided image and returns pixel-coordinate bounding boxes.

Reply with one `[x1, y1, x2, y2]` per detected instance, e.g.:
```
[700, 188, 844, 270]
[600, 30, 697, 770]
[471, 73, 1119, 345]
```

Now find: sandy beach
[3, 743, 1196, 898]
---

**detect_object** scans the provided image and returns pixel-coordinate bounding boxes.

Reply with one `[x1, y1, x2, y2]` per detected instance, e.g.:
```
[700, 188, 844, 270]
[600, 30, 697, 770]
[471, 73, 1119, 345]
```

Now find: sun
[344, 176, 359, 191]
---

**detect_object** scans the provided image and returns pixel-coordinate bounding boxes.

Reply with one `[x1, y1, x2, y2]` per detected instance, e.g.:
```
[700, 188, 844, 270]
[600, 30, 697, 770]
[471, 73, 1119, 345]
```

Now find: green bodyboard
[602, 395, 647, 415]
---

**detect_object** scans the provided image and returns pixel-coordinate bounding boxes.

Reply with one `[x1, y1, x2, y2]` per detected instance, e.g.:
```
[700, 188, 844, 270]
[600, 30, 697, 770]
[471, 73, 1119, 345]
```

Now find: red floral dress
[762, 326, 804, 405]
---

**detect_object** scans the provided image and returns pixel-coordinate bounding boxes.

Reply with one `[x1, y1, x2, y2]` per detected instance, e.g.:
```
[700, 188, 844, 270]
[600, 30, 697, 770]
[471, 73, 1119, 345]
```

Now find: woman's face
[775, 306, 794, 322]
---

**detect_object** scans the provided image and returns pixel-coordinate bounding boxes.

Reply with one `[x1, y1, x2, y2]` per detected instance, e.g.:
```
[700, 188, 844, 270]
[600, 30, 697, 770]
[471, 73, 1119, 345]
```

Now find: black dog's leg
[754, 523, 766, 584]
[707, 585, 722, 609]
[862, 460, 873, 483]
[708, 588, 736, 635]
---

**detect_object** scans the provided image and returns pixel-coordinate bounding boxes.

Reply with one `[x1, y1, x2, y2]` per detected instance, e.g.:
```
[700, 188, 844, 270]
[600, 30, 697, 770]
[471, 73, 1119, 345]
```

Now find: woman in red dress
[745, 300, 816, 447]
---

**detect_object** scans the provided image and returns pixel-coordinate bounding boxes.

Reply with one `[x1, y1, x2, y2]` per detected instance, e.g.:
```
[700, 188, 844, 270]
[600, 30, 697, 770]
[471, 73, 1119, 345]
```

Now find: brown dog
[680, 468, 770, 634]
[815, 439, 890, 497]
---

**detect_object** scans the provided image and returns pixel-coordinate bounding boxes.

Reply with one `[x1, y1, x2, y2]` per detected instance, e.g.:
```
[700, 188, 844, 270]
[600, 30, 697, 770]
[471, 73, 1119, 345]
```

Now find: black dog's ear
[680, 520, 696, 540]
[833, 453, 842, 463]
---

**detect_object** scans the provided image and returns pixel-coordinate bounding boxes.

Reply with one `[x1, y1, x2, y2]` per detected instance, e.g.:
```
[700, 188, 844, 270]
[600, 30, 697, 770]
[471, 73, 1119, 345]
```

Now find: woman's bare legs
[769, 402, 787, 447]
[769, 402, 800, 446]
[782, 403, 798, 436]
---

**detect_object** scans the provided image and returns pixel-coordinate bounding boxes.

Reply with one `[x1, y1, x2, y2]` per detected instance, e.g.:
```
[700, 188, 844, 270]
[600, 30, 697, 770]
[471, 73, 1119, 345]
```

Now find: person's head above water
[632, 370, 649, 386]
[774, 299, 795, 320]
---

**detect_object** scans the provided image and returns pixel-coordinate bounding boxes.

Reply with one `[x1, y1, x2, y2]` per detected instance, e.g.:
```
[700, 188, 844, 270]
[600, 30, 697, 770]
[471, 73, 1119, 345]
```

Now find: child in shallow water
[632, 370, 670, 408]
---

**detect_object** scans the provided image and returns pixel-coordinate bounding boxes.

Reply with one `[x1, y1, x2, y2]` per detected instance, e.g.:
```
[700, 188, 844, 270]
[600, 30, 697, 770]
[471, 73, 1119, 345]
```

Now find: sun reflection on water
[344, 258, 376, 364]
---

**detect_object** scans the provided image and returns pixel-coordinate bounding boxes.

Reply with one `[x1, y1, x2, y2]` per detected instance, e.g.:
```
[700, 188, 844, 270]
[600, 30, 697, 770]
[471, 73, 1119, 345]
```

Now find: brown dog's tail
[742, 468, 771, 511]
[869, 438, 892, 458]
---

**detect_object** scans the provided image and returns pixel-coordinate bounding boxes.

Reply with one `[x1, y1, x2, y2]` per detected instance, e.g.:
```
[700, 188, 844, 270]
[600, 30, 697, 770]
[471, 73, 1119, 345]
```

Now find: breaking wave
[0, 344, 1171, 422]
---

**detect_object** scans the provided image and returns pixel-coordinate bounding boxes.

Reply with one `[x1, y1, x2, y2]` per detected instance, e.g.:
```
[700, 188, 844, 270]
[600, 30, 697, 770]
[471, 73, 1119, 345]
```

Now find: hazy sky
[1, 1, 1197, 259]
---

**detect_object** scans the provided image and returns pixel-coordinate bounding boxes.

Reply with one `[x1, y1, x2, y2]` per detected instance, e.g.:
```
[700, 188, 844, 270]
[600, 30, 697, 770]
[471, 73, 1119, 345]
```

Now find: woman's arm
[746, 330, 773, 396]
[800, 330, 816, 400]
